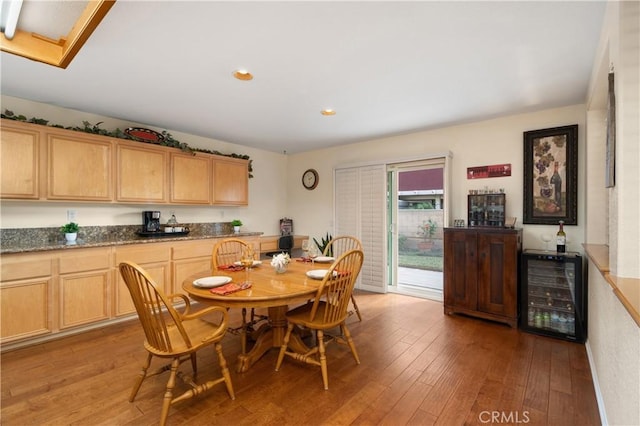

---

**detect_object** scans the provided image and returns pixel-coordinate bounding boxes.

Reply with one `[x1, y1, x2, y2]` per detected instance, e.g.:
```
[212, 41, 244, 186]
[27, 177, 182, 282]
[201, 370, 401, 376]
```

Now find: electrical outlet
[67, 209, 77, 222]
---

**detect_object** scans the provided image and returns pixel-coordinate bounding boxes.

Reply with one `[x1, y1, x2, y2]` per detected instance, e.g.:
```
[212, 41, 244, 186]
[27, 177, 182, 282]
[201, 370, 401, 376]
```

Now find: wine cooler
[520, 250, 586, 342]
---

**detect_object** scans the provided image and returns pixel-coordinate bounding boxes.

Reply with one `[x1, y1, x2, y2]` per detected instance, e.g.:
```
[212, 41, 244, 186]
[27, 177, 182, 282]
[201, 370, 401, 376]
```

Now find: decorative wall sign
[124, 127, 164, 143]
[467, 163, 511, 179]
[523, 124, 578, 225]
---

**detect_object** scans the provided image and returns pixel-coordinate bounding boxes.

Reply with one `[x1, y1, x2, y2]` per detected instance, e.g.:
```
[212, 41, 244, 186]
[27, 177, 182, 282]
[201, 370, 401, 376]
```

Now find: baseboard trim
[585, 338, 608, 425]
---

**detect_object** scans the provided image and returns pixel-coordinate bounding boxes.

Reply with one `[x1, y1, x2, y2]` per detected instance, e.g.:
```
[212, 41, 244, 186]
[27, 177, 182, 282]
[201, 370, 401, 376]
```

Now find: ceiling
[0, 1, 606, 154]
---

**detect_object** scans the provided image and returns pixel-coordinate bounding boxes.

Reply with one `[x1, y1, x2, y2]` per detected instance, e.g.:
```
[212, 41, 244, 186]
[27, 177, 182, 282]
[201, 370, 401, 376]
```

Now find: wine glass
[541, 234, 552, 251]
[301, 239, 310, 260]
[240, 247, 254, 283]
[308, 245, 319, 268]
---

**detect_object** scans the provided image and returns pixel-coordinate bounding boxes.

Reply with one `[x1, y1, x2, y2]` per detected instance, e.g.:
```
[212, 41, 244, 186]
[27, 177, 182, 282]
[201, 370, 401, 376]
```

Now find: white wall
[0, 89, 588, 251]
[587, 264, 640, 426]
[583, 2, 640, 425]
[286, 105, 587, 251]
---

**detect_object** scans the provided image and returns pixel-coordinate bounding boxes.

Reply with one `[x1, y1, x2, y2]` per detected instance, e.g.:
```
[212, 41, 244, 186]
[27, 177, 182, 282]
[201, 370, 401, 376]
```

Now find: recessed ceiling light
[233, 69, 253, 81]
[321, 109, 336, 116]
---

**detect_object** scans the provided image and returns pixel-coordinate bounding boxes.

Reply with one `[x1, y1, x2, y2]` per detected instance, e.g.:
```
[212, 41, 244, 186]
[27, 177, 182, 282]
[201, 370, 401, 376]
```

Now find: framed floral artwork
[523, 124, 578, 225]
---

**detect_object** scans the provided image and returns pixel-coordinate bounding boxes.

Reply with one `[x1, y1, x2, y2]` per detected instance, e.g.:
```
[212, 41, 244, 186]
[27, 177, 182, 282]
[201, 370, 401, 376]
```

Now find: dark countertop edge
[0, 232, 263, 255]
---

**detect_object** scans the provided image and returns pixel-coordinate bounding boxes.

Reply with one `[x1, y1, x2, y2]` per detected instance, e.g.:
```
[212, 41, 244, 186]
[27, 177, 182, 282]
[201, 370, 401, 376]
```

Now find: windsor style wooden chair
[275, 249, 364, 389]
[119, 261, 235, 426]
[323, 235, 364, 321]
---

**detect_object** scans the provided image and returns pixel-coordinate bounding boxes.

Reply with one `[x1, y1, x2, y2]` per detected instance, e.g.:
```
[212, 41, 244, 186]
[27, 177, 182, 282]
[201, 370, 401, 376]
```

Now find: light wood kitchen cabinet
[443, 227, 522, 327]
[58, 248, 112, 329]
[172, 239, 218, 296]
[213, 157, 248, 205]
[1, 119, 250, 206]
[0, 120, 42, 199]
[116, 142, 168, 203]
[0, 252, 54, 343]
[0, 235, 264, 350]
[46, 129, 113, 201]
[114, 243, 171, 316]
[170, 152, 212, 204]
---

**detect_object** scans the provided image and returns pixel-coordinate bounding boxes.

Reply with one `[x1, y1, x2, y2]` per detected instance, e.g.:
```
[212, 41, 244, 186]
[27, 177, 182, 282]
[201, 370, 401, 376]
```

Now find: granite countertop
[0, 223, 263, 254]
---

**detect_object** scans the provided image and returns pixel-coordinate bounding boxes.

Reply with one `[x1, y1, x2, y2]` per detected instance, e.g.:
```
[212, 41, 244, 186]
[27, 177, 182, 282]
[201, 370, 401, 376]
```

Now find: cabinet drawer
[1, 253, 53, 281]
[116, 243, 171, 265]
[261, 240, 278, 252]
[172, 239, 218, 260]
[59, 248, 112, 274]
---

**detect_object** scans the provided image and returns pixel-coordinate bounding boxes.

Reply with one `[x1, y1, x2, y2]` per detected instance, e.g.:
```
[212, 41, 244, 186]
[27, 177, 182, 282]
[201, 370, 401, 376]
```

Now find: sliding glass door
[387, 158, 447, 301]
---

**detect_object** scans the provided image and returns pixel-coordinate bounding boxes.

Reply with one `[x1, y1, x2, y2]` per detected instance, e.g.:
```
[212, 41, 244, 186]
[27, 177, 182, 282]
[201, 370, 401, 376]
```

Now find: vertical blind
[334, 164, 386, 292]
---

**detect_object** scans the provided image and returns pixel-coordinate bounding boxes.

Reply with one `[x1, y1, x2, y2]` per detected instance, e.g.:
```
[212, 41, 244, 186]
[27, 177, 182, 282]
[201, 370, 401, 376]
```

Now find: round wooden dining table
[182, 259, 323, 373]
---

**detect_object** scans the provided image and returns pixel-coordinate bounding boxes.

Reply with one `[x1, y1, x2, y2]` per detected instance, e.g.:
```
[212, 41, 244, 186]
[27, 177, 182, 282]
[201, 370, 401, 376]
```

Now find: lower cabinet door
[115, 262, 169, 317]
[59, 271, 111, 329]
[173, 258, 212, 296]
[476, 232, 519, 319]
[1, 277, 52, 342]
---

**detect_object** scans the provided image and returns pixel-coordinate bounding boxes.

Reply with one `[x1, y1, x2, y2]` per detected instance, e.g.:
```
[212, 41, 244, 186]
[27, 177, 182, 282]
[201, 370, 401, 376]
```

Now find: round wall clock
[302, 168, 319, 190]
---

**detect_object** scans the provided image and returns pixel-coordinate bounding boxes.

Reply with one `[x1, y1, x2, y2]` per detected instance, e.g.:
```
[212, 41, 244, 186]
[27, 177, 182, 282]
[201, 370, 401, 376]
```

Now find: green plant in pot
[417, 218, 437, 250]
[313, 232, 333, 256]
[231, 219, 243, 233]
[61, 222, 79, 242]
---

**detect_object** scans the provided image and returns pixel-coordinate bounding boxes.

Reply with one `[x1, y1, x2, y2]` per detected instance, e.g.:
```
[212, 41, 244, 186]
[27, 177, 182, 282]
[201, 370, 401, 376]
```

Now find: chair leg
[159, 358, 180, 426]
[190, 353, 198, 375]
[275, 323, 294, 371]
[130, 352, 152, 402]
[214, 342, 235, 400]
[317, 330, 329, 390]
[350, 294, 362, 321]
[341, 323, 360, 364]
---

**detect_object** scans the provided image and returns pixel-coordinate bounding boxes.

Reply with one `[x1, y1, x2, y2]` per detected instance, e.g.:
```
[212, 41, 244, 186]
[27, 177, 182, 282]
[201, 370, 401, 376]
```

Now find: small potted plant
[417, 218, 437, 250]
[60, 222, 79, 242]
[231, 219, 243, 233]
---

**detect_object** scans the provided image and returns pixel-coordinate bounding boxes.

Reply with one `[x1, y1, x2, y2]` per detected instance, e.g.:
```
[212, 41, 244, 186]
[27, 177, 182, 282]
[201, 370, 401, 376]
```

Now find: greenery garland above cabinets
[1, 109, 253, 178]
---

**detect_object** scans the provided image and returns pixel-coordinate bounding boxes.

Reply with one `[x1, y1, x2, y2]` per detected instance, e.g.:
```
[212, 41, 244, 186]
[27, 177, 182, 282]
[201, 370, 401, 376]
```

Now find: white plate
[193, 276, 232, 288]
[306, 269, 338, 280]
[314, 256, 335, 263]
[233, 260, 262, 267]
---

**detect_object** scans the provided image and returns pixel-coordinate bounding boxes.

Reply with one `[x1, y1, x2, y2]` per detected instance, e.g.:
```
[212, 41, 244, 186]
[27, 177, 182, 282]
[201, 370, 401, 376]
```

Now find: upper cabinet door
[47, 131, 113, 201]
[1, 119, 250, 206]
[213, 157, 248, 205]
[0, 121, 41, 199]
[117, 142, 168, 203]
[170, 152, 211, 204]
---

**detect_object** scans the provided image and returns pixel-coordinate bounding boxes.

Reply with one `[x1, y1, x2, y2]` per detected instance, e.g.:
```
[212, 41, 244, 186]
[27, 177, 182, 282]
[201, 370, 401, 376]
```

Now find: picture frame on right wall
[523, 124, 578, 225]
[606, 71, 616, 188]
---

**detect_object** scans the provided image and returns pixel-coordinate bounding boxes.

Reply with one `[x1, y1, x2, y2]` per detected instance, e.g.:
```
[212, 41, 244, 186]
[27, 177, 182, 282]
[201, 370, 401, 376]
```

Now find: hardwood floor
[1, 291, 601, 425]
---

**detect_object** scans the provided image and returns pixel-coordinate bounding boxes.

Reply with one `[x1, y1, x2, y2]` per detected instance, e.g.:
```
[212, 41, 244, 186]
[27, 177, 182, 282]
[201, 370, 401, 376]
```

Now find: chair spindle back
[309, 249, 364, 324]
[323, 235, 362, 258]
[212, 238, 252, 271]
[119, 261, 190, 353]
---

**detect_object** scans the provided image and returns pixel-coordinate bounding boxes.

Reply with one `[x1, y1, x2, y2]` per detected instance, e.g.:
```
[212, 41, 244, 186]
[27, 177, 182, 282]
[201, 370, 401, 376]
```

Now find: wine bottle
[550, 161, 562, 208]
[556, 220, 566, 253]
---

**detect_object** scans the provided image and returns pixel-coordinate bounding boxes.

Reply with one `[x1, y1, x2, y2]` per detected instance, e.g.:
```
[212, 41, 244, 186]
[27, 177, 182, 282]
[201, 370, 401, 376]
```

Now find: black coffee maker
[142, 211, 161, 232]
